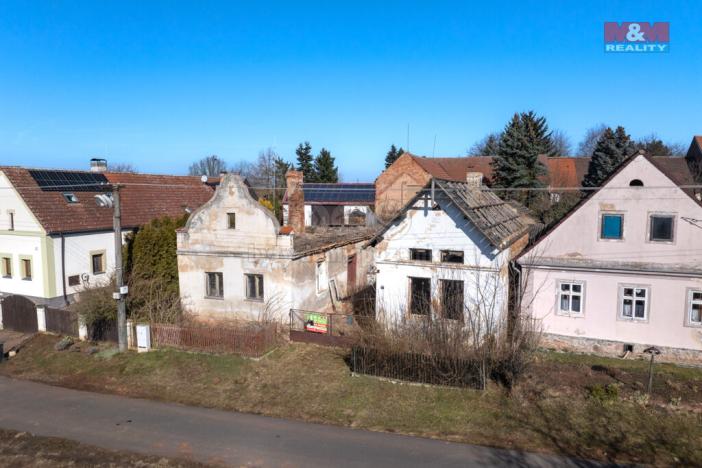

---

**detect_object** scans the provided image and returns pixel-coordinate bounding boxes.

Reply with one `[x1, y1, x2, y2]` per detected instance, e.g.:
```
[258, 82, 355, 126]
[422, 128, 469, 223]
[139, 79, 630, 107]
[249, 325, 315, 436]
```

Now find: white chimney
[90, 158, 108, 173]
[465, 172, 483, 188]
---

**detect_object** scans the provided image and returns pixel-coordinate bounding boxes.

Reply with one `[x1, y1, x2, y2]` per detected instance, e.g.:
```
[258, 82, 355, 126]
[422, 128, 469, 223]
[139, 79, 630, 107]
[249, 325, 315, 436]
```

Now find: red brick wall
[375, 154, 431, 220]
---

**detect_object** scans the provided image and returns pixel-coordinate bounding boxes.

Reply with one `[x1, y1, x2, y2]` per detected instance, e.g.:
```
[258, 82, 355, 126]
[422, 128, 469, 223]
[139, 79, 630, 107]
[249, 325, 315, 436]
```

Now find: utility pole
[112, 185, 127, 352]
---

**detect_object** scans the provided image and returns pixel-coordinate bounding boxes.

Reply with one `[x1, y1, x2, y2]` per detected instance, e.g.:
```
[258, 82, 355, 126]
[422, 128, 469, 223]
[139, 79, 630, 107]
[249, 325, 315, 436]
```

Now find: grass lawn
[2, 334, 701, 466]
[0, 428, 205, 467]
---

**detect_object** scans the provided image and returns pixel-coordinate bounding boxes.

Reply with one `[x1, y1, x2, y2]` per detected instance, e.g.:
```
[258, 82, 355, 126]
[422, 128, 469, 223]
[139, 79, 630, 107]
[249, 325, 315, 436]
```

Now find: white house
[177, 171, 375, 323]
[518, 153, 702, 363]
[0, 160, 216, 308]
[366, 173, 535, 325]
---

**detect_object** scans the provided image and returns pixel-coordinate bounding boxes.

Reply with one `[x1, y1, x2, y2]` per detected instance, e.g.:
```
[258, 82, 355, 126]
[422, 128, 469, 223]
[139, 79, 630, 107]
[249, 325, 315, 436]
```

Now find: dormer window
[63, 192, 79, 203]
[227, 212, 236, 229]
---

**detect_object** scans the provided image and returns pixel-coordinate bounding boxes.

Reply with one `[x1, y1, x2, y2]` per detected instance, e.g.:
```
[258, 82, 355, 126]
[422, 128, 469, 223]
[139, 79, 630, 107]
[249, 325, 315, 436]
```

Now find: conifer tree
[491, 111, 551, 208]
[314, 148, 339, 183]
[583, 126, 636, 188]
[295, 141, 315, 181]
[384, 144, 404, 168]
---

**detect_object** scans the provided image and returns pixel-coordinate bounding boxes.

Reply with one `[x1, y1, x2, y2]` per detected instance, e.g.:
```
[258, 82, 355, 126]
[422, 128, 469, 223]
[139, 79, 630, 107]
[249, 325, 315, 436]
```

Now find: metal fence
[150, 322, 278, 357]
[349, 346, 483, 389]
[289, 309, 363, 347]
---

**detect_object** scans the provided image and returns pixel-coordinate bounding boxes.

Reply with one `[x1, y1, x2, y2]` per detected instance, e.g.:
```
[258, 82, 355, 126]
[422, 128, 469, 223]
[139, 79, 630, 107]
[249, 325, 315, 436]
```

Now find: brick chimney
[465, 172, 483, 188]
[286, 170, 305, 233]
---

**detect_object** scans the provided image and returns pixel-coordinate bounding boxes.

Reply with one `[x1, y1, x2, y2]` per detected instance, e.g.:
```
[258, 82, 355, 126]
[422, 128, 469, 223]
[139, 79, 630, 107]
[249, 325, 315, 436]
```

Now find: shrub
[587, 383, 620, 403]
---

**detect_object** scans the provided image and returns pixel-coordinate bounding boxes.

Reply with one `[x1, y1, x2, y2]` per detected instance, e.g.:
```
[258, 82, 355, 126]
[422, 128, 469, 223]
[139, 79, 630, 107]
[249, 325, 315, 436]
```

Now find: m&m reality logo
[604, 22, 669, 53]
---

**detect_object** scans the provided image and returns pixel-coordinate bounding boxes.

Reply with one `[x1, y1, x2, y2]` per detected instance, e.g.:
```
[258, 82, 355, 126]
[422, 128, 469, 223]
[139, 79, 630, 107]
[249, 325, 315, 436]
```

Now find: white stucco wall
[374, 197, 511, 325]
[521, 155, 702, 352]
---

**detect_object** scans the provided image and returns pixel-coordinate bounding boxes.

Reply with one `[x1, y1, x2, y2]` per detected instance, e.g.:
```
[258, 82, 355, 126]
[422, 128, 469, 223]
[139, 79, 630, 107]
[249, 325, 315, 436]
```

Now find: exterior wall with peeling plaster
[177, 174, 373, 323]
[520, 155, 702, 356]
[373, 195, 518, 324]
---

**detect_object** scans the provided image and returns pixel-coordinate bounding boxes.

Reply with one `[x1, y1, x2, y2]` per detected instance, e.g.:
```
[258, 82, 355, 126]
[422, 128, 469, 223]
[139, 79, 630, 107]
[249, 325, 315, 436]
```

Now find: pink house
[518, 151, 702, 363]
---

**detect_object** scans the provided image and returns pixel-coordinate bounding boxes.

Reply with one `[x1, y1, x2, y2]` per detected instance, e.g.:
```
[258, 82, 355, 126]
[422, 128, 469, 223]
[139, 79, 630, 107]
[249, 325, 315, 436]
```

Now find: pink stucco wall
[521, 155, 702, 352]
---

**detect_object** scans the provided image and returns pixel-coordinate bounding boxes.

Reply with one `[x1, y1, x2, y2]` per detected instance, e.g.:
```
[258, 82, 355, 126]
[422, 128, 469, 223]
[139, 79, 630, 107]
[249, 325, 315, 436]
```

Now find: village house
[375, 152, 590, 220]
[367, 172, 536, 325]
[176, 171, 375, 323]
[517, 151, 702, 363]
[0, 159, 216, 308]
[282, 181, 375, 227]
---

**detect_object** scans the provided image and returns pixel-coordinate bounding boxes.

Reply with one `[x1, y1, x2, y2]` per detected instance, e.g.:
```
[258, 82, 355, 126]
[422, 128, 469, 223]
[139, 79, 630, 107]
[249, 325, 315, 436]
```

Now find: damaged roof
[368, 178, 535, 250]
[292, 225, 377, 257]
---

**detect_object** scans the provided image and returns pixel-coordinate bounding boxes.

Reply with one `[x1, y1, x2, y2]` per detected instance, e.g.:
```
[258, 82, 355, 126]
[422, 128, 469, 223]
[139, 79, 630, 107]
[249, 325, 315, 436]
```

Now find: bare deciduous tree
[577, 124, 608, 157]
[550, 129, 572, 156]
[108, 162, 137, 173]
[188, 155, 228, 177]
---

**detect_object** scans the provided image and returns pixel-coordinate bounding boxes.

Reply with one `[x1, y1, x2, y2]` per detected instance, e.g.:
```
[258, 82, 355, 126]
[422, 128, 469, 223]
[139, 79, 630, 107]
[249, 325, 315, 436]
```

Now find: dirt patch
[0, 428, 207, 467]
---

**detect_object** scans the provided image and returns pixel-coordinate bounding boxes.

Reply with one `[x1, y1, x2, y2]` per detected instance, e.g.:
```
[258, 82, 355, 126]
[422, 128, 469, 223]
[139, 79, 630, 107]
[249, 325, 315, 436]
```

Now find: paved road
[0, 376, 599, 467]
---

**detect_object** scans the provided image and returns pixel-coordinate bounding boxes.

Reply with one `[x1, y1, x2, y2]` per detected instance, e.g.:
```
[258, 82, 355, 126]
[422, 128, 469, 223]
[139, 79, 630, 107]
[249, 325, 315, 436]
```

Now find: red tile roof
[1, 167, 216, 234]
[408, 153, 591, 189]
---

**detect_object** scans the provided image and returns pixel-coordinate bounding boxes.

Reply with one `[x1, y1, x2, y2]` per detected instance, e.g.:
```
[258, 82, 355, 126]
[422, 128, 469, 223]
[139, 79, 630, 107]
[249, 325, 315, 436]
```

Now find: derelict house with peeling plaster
[176, 171, 375, 323]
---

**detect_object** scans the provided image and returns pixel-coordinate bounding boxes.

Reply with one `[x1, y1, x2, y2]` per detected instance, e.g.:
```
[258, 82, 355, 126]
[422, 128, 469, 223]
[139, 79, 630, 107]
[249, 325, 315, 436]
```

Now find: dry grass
[0, 428, 206, 467]
[1, 334, 702, 466]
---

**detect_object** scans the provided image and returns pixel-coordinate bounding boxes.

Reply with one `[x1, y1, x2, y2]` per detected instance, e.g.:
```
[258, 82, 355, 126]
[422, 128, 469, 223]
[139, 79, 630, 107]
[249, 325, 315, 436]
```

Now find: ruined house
[176, 171, 375, 323]
[367, 173, 536, 325]
[282, 181, 375, 227]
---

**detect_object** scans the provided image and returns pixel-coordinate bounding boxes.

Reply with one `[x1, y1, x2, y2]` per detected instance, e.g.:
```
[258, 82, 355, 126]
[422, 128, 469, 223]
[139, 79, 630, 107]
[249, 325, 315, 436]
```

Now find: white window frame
[685, 289, 702, 327]
[316, 260, 328, 294]
[618, 284, 650, 322]
[556, 280, 585, 317]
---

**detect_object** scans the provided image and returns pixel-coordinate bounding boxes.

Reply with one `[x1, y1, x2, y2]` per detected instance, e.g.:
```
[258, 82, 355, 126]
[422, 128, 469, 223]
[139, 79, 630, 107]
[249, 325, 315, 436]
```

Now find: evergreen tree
[295, 141, 315, 181]
[491, 112, 551, 208]
[314, 148, 339, 183]
[583, 126, 637, 188]
[384, 144, 402, 168]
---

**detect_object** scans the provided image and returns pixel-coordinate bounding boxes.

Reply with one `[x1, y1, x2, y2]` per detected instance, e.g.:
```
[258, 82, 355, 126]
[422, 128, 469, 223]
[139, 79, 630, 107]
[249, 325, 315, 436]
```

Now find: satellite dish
[200, 175, 208, 183]
[94, 194, 114, 208]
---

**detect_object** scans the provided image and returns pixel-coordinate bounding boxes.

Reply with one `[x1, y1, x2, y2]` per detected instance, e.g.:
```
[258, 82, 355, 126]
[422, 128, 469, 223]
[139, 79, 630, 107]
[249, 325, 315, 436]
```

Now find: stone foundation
[540, 333, 702, 366]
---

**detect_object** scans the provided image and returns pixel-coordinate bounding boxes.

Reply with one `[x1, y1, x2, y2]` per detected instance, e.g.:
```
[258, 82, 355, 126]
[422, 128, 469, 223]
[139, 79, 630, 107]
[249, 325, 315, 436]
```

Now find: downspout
[61, 233, 68, 306]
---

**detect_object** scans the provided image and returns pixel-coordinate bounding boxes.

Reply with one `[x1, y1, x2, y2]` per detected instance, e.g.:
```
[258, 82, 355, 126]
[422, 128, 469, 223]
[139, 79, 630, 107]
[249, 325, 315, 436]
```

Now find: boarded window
[410, 249, 432, 262]
[21, 258, 32, 280]
[440, 280, 463, 320]
[1, 256, 11, 278]
[91, 253, 105, 274]
[409, 277, 431, 315]
[600, 213, 623, 240]
[227, 212, 236, 229]
[649, 215, 674, 242]
[246, 274, 264, 300]
[206, 272, 223, 298]
[440, 250, 464, 264]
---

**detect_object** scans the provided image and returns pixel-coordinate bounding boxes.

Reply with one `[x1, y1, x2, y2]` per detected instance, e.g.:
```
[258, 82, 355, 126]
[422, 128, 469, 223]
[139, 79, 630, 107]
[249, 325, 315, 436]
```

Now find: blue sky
[0, 1, 699, 181]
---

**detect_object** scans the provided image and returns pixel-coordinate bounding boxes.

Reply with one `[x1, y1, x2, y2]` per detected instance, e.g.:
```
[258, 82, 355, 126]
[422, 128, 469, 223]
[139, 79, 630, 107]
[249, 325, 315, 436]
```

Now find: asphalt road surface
[0, 376, 601, 467]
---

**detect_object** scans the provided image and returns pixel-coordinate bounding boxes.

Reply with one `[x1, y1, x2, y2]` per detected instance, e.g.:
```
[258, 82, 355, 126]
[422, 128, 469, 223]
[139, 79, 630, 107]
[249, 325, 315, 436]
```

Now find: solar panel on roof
[29, 170, 110, 192]
[302, 183, 375, 203]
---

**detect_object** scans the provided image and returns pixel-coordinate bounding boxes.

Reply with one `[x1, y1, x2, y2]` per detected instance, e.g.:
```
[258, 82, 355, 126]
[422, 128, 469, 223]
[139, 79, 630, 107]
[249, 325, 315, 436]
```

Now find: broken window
[246, 274, 264, 300]
[620, 286, 648, 320]
[600, 213, 623, 240]
[688, 290, 702, 325]
[409, 277, 431, 315]
[316, 260, 328, 294]
[440, 250, 464, 264]
[440, 279, 463, 320]
[410, 248, 432, 262]
[91, 252, 105, 275]
[558, 281, 584, 315]
[21, 258, 32, 280]
[227, 212, 236, 229]
[1, 256, 11, 278]
[649, 215, 674, 242]
[206, 272, 223, 298]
